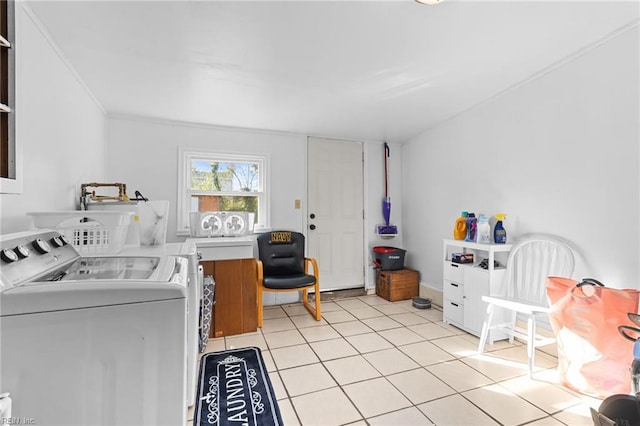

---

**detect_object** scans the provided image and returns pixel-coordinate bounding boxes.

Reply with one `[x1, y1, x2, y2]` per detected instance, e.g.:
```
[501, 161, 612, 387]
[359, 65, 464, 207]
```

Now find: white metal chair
[477, 237, 576, 377]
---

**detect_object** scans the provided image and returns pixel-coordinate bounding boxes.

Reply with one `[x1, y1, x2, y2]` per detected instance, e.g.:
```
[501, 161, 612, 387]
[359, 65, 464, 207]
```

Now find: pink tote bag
[546, 277, 640, 398]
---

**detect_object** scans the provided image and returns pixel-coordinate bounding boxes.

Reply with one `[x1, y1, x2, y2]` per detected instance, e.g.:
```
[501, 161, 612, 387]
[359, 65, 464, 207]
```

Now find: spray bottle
[453, 211, 468, 240]
[494, 213, 507, 244]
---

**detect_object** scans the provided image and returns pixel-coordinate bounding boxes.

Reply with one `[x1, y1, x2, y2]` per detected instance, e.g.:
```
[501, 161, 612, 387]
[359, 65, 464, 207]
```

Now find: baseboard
[419, 283, 443, 308]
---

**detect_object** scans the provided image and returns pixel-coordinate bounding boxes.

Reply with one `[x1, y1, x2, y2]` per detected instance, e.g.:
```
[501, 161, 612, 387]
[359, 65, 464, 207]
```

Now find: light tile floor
[189, 295, 603, 425]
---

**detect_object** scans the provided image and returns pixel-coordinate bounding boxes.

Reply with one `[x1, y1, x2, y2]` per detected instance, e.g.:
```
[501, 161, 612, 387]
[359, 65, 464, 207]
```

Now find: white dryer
[0, 229, 188, 426]
[118, 240, 202, 407]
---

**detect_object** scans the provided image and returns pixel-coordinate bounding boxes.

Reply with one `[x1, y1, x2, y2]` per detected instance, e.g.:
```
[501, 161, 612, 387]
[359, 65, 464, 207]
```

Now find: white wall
[106, 116, 401, 289]
[0, 4, 107, 224]
[403, 24, 639, 291]
[107, 116, 307, 239]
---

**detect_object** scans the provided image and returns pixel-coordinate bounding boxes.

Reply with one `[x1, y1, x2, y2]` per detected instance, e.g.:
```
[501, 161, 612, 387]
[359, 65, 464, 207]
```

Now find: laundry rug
[194, 347, 283, 426]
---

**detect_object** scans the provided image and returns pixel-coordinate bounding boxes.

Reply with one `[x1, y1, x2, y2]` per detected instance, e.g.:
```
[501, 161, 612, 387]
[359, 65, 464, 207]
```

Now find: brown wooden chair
[256, 230, 321, 327]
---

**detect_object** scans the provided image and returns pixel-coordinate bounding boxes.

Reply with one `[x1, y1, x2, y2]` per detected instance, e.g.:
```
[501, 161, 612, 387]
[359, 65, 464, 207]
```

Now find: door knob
[310, 224, 316, 230]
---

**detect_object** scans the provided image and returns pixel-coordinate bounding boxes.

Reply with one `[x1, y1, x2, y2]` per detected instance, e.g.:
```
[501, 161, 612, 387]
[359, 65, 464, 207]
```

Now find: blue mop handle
[383, 142, 391, 225]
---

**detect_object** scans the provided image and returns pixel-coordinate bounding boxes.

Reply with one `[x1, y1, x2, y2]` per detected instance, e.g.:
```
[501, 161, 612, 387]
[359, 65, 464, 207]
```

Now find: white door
[307, 137, 364, 291]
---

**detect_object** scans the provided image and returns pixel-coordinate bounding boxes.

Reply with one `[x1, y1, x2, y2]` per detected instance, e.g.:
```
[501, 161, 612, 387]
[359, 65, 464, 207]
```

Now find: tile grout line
[205, 295, 592, 425]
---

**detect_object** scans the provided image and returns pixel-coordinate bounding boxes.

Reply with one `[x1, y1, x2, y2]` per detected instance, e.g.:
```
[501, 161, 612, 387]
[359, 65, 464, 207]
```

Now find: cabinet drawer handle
[450, 302, 459, 307]
[450, 263, 459, 268]
[450, 283, 459, 287]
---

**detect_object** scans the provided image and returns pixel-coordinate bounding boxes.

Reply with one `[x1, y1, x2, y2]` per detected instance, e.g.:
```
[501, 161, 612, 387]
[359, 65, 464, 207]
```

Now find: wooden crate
[376, 268, 419, 302]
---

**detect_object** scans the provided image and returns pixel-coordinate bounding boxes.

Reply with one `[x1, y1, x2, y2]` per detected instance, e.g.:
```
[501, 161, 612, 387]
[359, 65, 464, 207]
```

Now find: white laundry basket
[28, 211, 132, 255]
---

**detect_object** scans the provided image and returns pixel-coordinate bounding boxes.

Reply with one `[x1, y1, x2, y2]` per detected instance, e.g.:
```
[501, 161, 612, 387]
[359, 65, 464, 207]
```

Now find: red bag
[546, 277, 640, 398]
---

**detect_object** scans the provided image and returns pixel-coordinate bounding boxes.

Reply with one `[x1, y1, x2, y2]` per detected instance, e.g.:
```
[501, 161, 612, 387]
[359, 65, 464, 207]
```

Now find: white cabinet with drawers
[442, 239, 512, 340]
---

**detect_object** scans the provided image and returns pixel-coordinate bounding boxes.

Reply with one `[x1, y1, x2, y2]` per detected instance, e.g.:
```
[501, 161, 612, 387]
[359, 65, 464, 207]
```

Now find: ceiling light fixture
[414, 0, 445, 5]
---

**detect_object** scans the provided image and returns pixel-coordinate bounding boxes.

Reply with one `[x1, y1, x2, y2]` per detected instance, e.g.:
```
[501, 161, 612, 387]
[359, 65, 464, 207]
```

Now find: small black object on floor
[412, 297, 432, 309]
[194, 347, 283, 426]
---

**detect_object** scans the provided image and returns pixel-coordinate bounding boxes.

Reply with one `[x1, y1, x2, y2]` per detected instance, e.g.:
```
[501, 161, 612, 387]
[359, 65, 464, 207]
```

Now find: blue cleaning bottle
[494, 213, 507, 244]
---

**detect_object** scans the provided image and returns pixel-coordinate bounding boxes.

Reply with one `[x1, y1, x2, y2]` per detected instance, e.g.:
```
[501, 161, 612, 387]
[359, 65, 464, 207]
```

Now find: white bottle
[477, 215, 491, 243]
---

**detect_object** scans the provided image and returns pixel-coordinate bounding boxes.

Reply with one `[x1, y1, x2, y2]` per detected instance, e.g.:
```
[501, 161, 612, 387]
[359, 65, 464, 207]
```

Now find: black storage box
[373, 246, 406, 271]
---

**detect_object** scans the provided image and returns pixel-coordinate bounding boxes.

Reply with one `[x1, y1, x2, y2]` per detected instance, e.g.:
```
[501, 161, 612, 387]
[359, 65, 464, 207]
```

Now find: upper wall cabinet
[0, 0, 18, 193]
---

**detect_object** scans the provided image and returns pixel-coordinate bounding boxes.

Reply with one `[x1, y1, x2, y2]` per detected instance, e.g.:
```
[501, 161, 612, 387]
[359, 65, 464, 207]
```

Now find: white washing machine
[118, 240, 202, 407]
[0, 229, 188, 426]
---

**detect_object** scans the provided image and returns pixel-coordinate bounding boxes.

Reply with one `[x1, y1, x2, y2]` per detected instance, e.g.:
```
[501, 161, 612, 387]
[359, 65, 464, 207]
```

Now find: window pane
[191, 195, 259, 222]
[190, 159, 260, 192]
[180, 150, 267, 234]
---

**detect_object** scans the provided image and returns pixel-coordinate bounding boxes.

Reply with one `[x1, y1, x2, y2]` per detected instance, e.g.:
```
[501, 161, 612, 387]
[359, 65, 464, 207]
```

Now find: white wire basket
[28, 211, 132, 255]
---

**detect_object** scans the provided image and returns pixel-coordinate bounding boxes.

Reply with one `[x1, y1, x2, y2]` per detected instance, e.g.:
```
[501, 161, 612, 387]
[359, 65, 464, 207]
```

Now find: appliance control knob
[15, 245, 30, 258]
[32, 238, 51, 254]
[50, 236, 65, 248]
[59, 235, 70, 246]
[1, 248, 18, 263]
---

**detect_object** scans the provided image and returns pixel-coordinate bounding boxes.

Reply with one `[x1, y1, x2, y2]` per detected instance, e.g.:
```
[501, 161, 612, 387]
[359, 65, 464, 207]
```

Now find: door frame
[306, 136, 365, 292]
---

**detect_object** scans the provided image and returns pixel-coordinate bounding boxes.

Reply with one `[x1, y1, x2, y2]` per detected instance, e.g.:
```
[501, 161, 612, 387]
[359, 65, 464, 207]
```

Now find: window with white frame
[178, 149, 268, 234]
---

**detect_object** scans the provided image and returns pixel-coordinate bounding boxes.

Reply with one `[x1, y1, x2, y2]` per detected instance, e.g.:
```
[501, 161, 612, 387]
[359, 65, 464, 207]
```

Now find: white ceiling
[27, 0, 639, 142]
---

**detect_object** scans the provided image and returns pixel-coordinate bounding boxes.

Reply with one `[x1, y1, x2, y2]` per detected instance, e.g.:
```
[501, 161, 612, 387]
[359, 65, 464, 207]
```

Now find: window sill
[178, 227, 268, 238]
